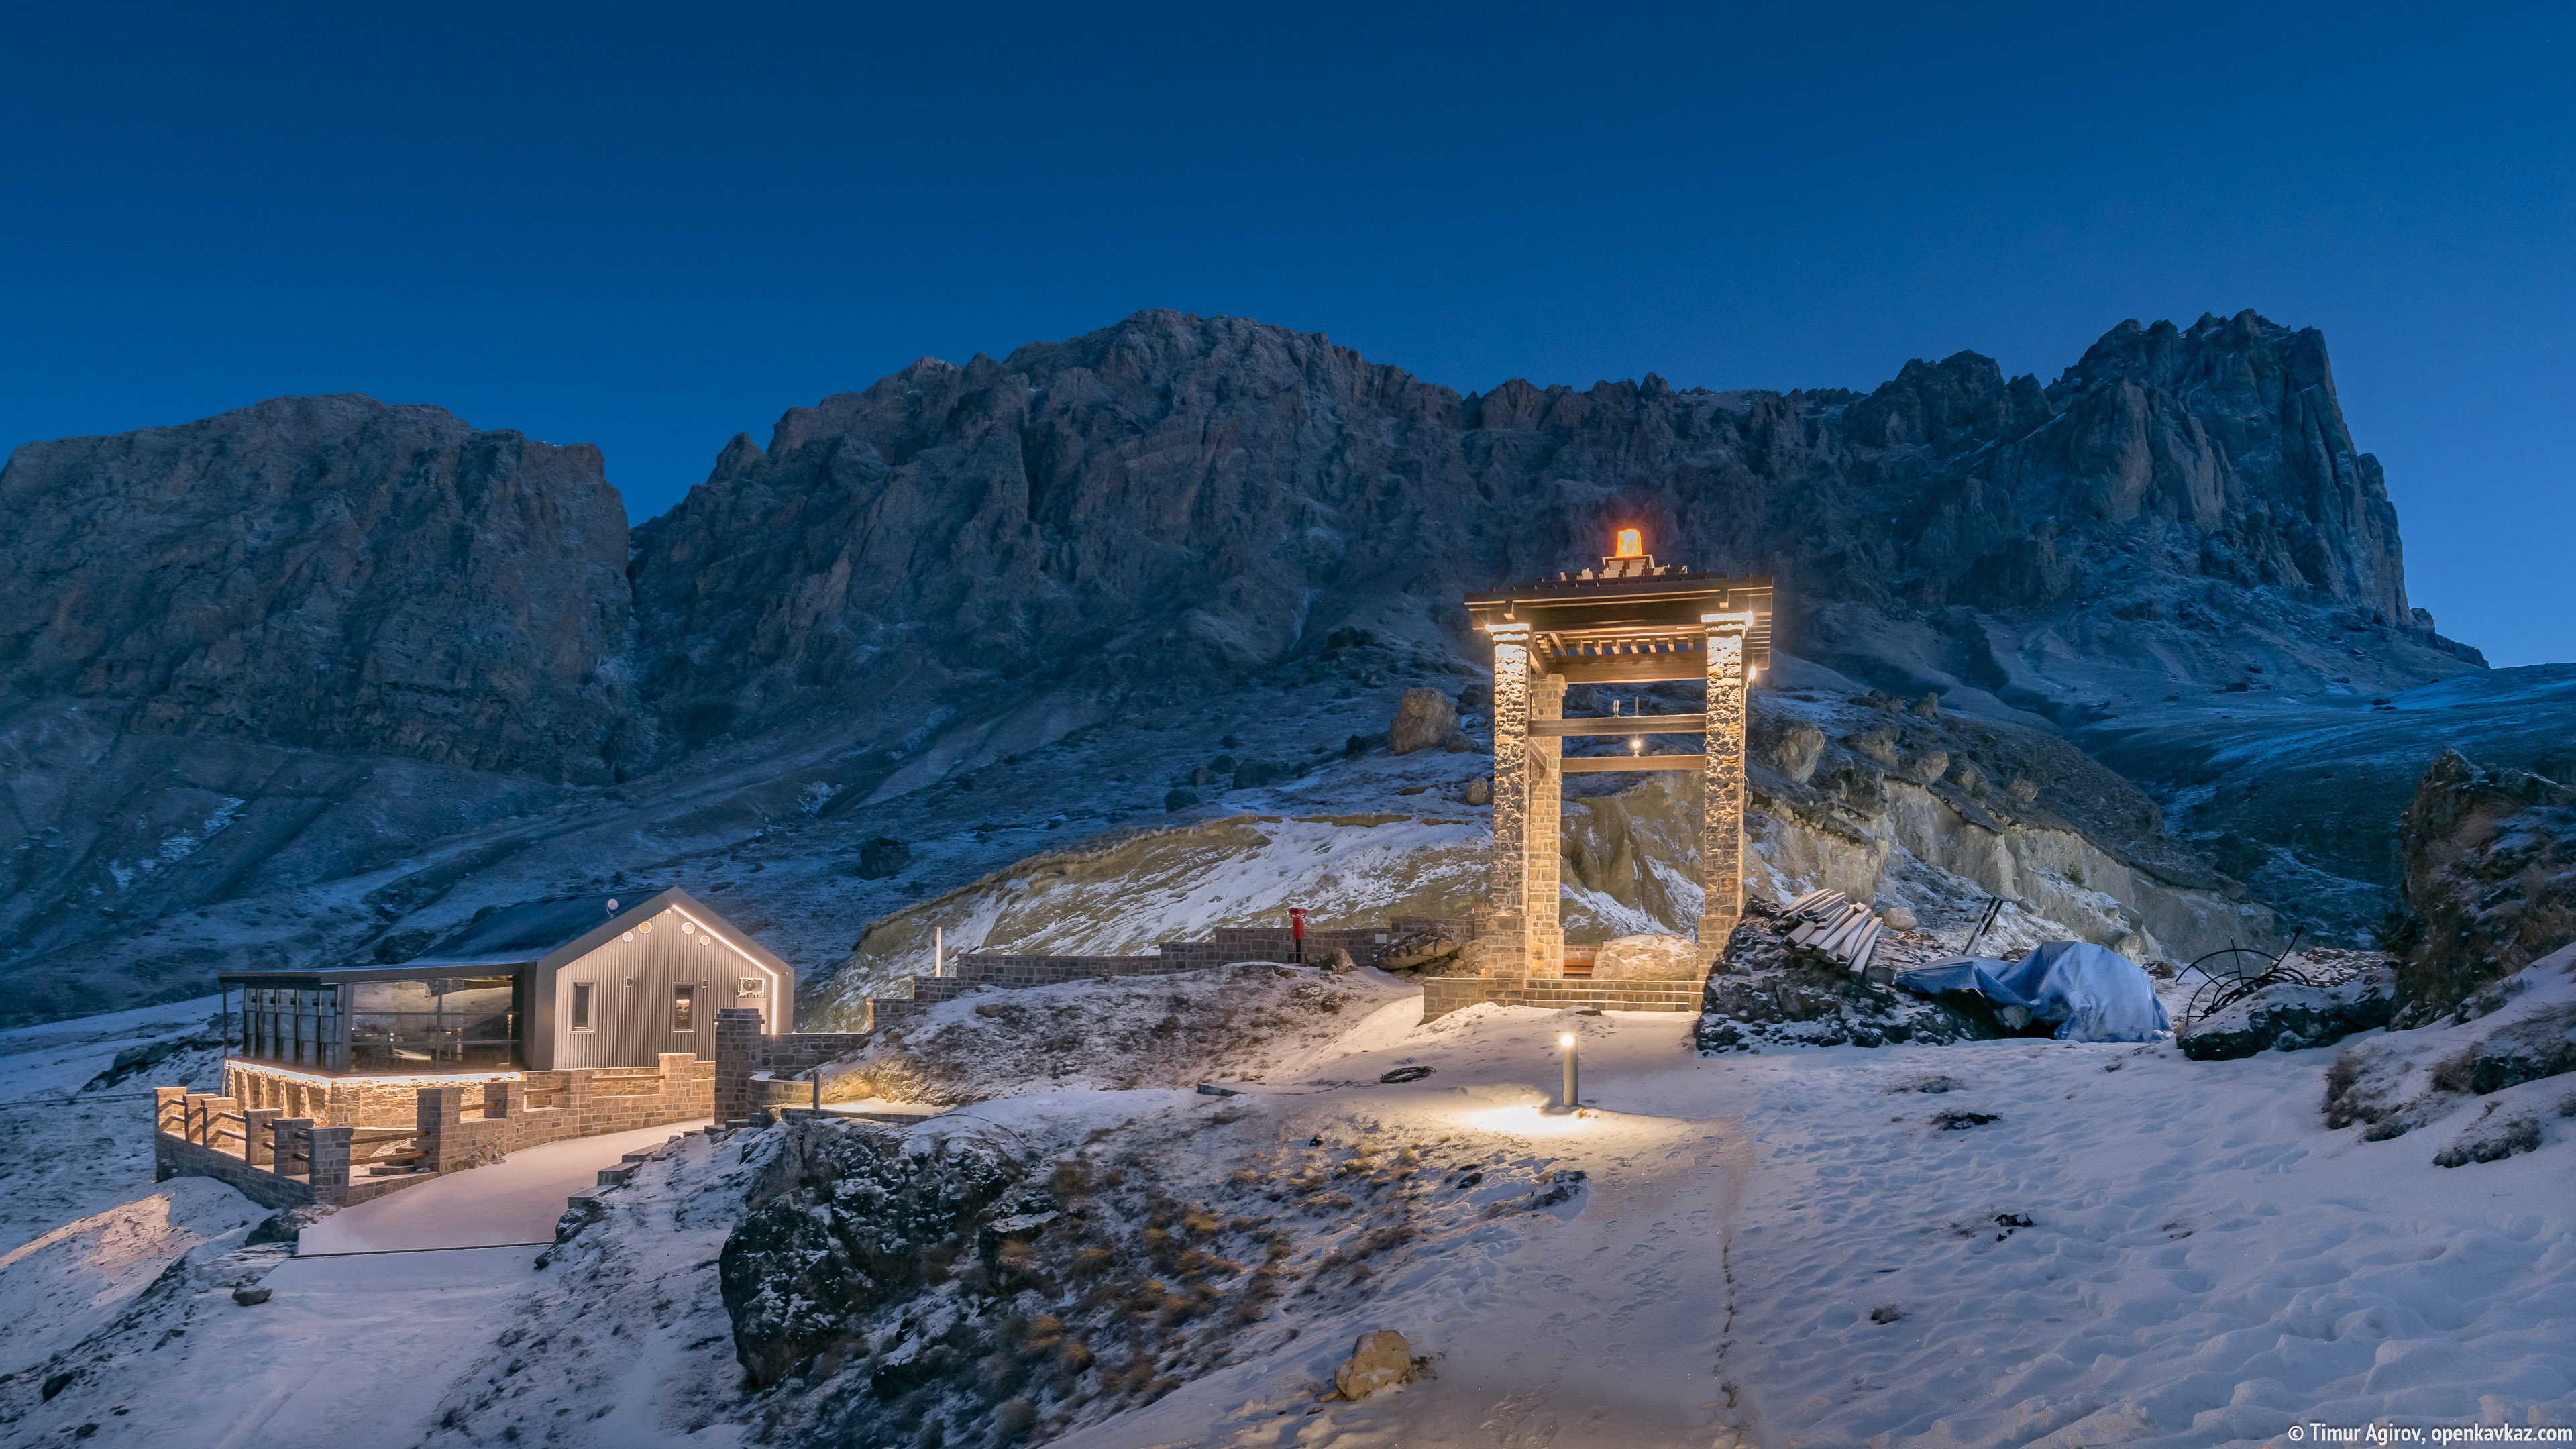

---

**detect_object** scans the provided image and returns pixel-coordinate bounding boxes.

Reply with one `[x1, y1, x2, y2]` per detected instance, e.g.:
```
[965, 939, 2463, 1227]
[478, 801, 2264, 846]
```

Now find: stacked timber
[1781, 889, 1890, 984]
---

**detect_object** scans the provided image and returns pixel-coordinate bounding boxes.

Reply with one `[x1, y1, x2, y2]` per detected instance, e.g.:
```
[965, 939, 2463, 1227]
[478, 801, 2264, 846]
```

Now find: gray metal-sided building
[219, 887, 794, 1076]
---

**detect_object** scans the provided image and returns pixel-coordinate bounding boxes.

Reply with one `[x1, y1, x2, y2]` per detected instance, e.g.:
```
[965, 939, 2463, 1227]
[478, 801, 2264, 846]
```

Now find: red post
[1289, 906, 1307, 965]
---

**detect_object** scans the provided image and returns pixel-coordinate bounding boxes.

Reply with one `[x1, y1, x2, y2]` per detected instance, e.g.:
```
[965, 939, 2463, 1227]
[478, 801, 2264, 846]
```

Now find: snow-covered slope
[819, 680, 2279, 1026]
[0, 995, 225, 1252]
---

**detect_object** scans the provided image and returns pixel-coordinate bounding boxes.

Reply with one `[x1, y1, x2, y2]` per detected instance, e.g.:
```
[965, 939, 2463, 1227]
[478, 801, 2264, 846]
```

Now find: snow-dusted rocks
[2394, 749, 2575, 1025]
[1699, 901, 1998, 1052]
[1377, 919, 1466, 972]
[2323, 943, 2576, 1161]
[1594, 932, 1704, 980]
[718, 1118, 1027, 1386]
[816, 962, 1415, 1104]
[1333, 1328, 1413, 1398]
[2178, 968, 2396, 1060]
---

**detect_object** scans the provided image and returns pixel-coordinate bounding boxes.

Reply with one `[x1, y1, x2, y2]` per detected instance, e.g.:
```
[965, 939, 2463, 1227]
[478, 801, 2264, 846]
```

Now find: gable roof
[401, 889, 665, 969]
[393, 887, 792, 983]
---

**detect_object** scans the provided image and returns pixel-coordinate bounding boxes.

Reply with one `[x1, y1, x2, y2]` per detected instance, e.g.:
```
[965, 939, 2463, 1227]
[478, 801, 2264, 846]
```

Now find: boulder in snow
[1334, 1328, 1413, 1399]
[1378, 921, 1464, 973]
[2179, 969, 2396, 1060]
[1595, 933, 1705, 981]
[1388, 689, 1471, 755]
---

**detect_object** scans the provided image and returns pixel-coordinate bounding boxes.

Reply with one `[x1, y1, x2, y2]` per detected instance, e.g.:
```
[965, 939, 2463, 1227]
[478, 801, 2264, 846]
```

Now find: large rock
[1387, 688, 1469, 755]
[2322, 945, 2576, 1152]
[1594, 933, 1706, 981]
[1334, 1330, 1413, 1399]
[2178, 969, 2397, 1060]
[719, 1120, 1024, 1386]
[1378, 920, 1464, 972]
[1699, 900, 2000, 1051]
[2392, 751, 2575, 1024]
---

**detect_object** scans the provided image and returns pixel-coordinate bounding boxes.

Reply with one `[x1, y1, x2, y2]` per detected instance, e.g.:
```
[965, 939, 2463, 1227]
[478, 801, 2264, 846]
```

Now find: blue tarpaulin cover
[1896, 940, 2170, 1042]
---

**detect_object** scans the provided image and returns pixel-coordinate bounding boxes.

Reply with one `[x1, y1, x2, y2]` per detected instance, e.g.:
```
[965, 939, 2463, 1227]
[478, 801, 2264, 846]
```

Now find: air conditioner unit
[737, 977, 766, 996]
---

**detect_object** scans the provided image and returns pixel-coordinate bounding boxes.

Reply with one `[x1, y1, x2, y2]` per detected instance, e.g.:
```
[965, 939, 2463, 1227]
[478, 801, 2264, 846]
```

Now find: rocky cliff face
[2392, 751, 2575, 1024]
[0, 395, 635, 781]
[630, 308, 2479, 775]
[0, 311, 2521, 1021]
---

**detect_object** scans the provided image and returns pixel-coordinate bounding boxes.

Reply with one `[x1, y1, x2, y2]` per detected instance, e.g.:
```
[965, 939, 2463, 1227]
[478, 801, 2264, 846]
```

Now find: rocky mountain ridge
[0, 309, 2546, 1021]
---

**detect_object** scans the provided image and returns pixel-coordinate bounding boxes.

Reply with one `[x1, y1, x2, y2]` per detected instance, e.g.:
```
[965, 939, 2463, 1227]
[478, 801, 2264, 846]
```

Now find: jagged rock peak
[0, 393, 636, 782]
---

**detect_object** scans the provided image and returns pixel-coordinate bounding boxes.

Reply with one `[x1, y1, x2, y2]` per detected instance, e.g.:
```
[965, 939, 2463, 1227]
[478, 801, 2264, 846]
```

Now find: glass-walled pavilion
[224, 966, 523, 1075]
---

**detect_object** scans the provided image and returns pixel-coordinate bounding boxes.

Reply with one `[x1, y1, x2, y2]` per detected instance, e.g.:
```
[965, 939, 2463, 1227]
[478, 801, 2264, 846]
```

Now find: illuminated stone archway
[1461, 534, 1774, 980]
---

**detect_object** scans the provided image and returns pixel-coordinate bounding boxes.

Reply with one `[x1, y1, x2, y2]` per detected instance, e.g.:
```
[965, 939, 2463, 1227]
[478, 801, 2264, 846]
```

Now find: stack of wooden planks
[1782, 888, 1888, 982]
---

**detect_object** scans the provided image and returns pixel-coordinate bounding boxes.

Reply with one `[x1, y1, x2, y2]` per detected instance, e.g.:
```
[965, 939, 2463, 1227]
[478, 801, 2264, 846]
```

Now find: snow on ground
[0, 995, 225, 1252]
[297, 1121, 710, 1255]
[1053, 1003, 2576, 1447]
[0, 1175, 264, 1383]
[819, 962, 1419, 1104]
[0, 1122, 709, 1447]
[2320, 942, 2576, 1164]
[3, 965, 2572, 1446]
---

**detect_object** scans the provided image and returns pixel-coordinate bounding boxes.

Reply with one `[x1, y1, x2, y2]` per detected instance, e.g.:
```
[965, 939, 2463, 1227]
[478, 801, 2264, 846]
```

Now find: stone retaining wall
[714, 1009, 872, 1124]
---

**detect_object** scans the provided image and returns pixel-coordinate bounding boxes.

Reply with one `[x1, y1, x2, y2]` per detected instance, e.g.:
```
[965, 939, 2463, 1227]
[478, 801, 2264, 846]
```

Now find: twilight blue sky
[4, 3, 2569, 664]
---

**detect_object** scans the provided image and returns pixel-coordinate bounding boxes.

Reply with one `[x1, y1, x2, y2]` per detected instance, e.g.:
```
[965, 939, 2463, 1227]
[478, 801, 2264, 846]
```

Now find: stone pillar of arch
[1479, 625, 1533, 975]
[1525, 672, 1567, 977]
[1699, 615, 1751, 952]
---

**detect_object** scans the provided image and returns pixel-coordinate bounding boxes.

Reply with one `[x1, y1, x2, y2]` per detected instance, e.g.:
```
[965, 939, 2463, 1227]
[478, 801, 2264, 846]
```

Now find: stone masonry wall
[167, 1058, 716, 1202]
[716, 1008, 871, 1124]
[1421, 975, 1703, 1020]
[153, 1130, 316, 1211]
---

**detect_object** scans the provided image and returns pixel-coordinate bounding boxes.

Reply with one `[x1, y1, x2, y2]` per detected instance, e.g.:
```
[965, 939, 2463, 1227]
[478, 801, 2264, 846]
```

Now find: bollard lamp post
[1560, 1032, 1579, 1110]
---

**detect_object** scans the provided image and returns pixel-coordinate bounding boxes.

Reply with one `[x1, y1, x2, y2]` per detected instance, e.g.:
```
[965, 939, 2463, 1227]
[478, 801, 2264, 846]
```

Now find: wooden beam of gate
[1558, 755, 1708, 773]
[1548, 658, 1710, 684]
[1529, 714, 1709, 737]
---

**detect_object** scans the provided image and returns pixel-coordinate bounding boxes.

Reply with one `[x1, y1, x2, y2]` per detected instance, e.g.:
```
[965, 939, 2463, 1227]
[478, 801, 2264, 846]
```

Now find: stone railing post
[560, 1068, 594, 1133]
[272, 1117, 315, 1177]
[416, 1085, 465, 1171]
[306, 1126, 354, 1199]
[656, 1053, 698, 1120]
[715, 1007, 766, 1126]
[207, 1096, 241, 1157]
[154, 1087, 187, 1136]
[244, 1108, 282, 1169]
[484, 1079, 523, 1120]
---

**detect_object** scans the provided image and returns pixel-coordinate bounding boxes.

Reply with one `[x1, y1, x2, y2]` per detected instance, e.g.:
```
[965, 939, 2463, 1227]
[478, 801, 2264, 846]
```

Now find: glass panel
[350, 981, 433, 1012]
[674, 983, 696, 1032]
[571, 981, 593, 1032]
[343, 975, 521, 1072]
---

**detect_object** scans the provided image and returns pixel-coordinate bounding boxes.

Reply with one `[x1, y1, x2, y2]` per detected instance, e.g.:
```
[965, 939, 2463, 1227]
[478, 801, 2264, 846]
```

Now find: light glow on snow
[1457, 1102, 1594, 1137]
